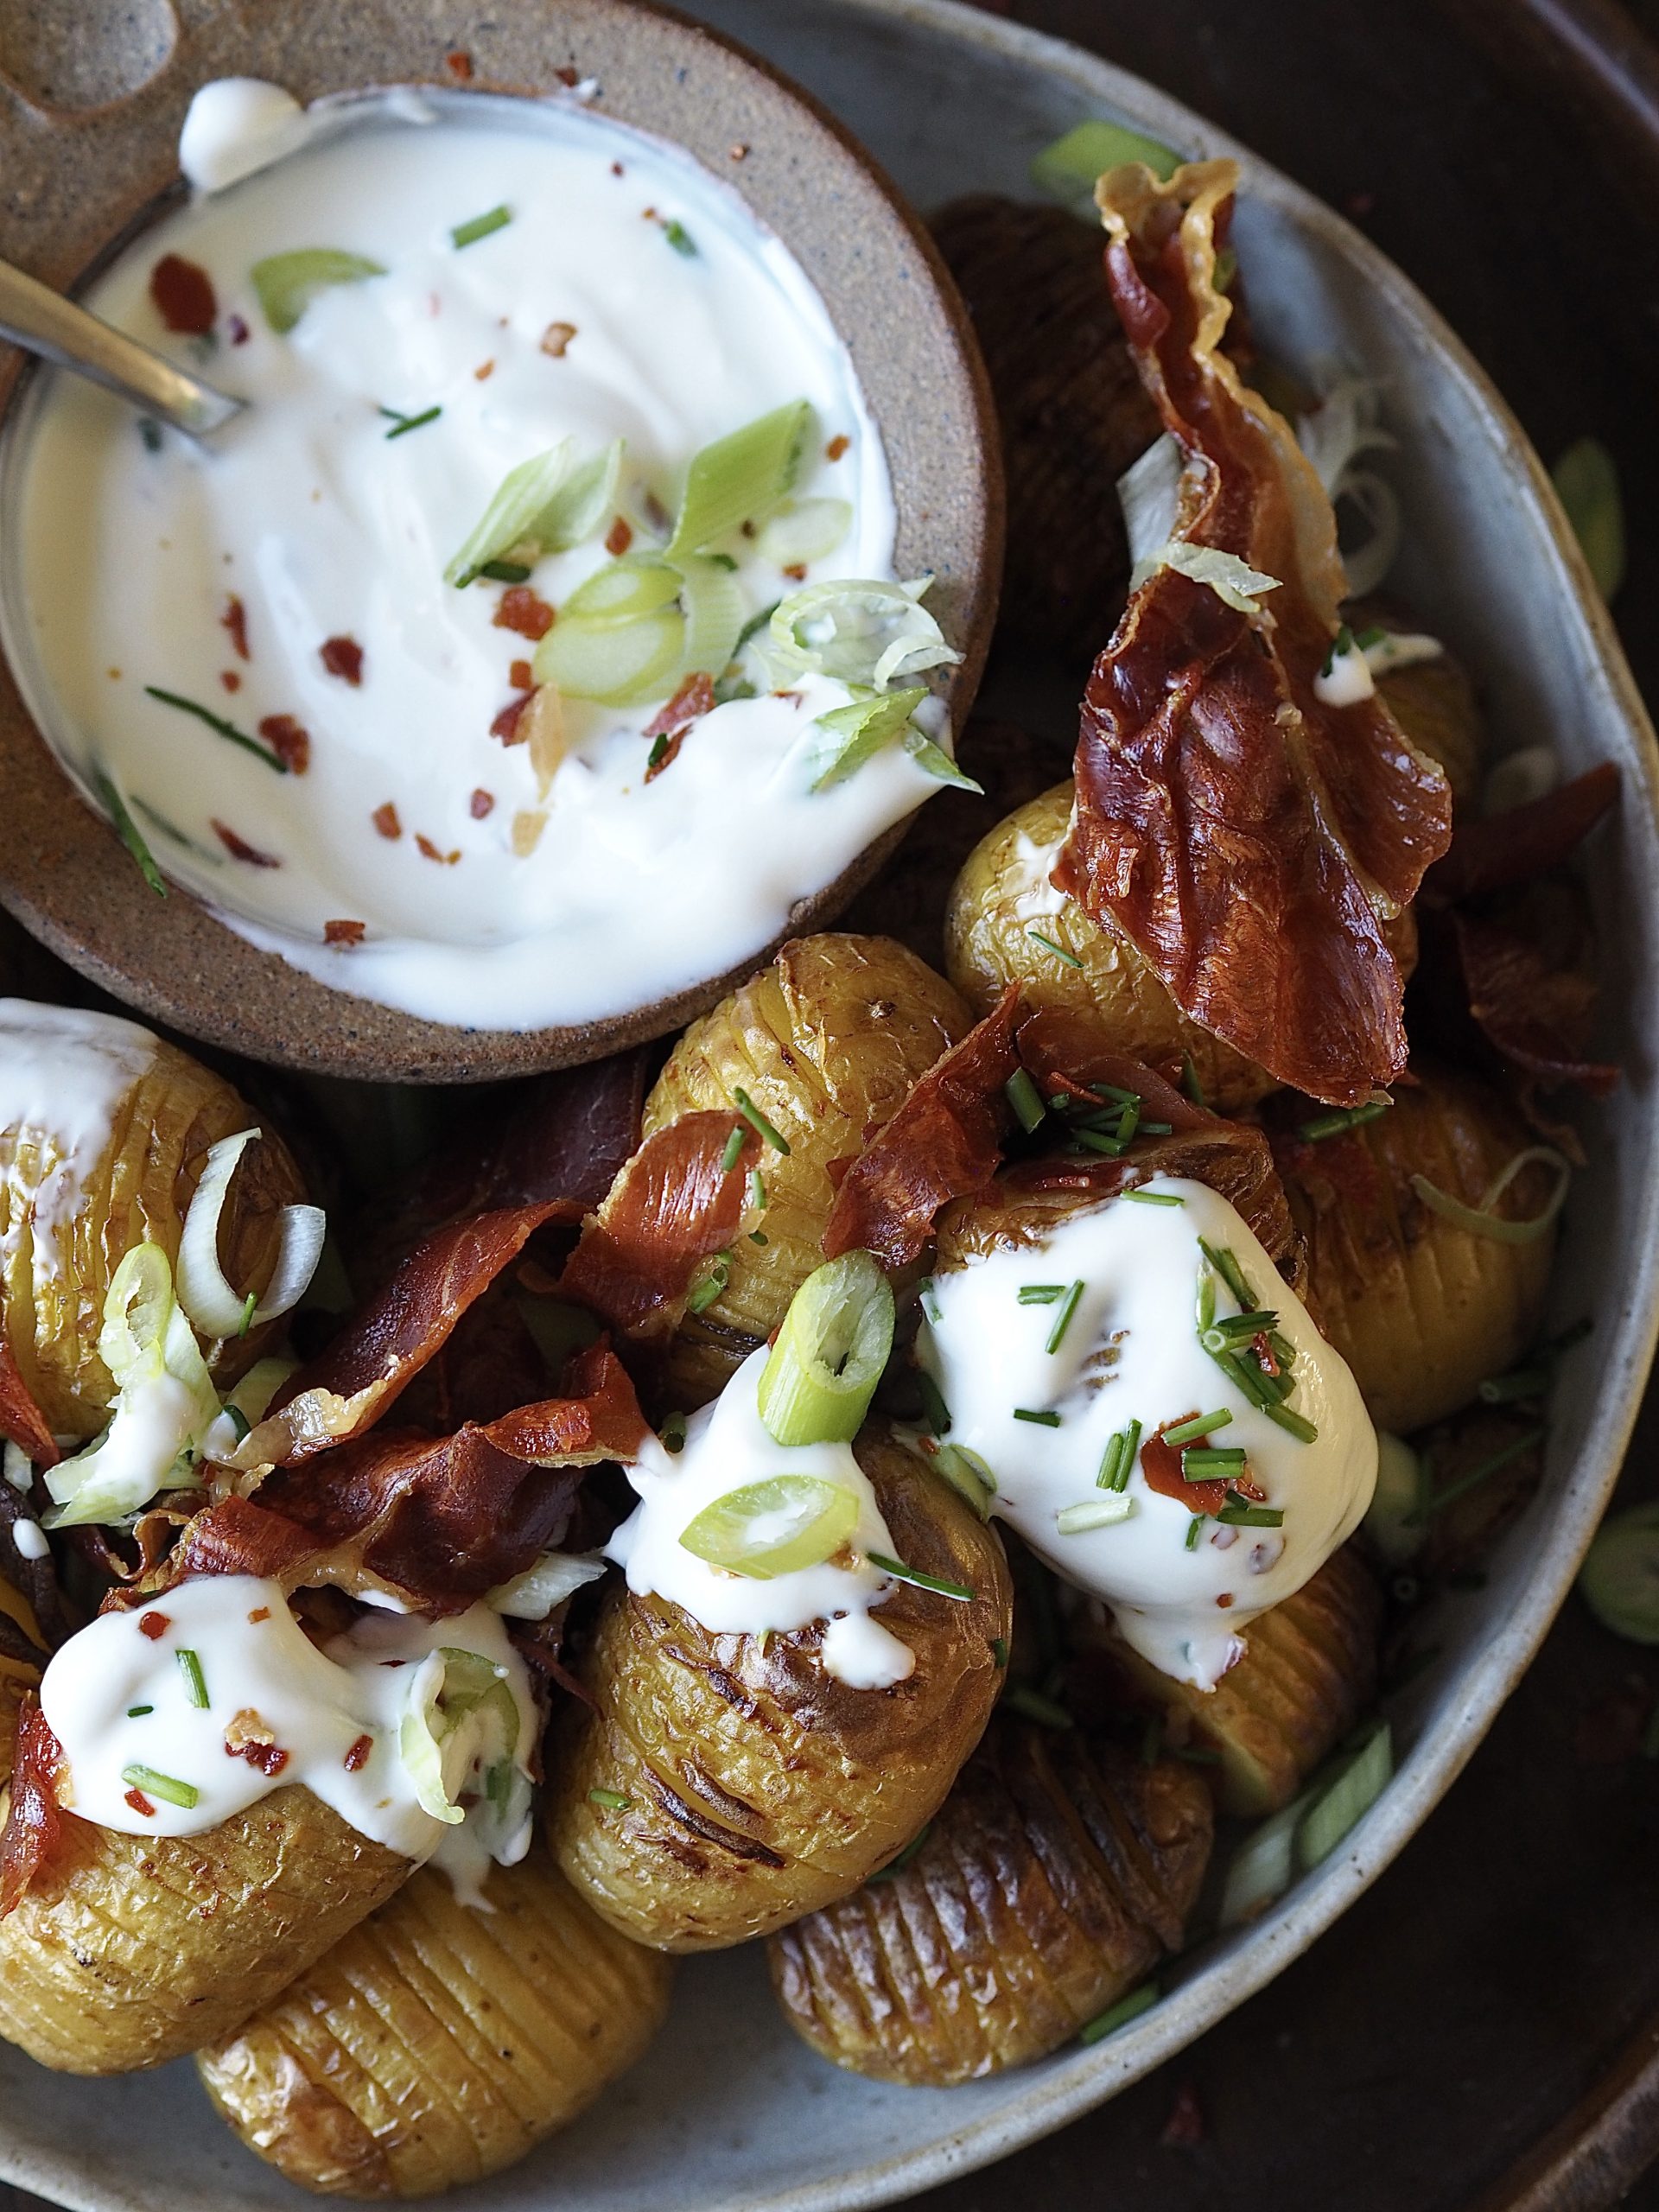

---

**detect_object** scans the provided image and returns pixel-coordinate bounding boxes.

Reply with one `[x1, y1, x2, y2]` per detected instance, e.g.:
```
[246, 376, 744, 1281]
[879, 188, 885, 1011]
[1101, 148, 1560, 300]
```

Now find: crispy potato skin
[945, 784, 1281, 1112]
[0, 1785, 409, 2075]
[644, 935, 969, 1407]
[0, 1020, 307, 1439]
[1087, 1548, 1382, 1816]
[549, 1433, 1013, 1952]
[1349, 599, 1486, 804]
[1279, 1064, 1554, 1433]
[768, 1719, 1212, 2084]
[197, 1840, 671, 2198]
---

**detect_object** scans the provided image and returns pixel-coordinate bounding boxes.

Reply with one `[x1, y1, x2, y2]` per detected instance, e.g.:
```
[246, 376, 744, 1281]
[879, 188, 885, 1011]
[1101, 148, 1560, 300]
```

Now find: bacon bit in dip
[124, 1787, 156, 1817]
[344, 1733, 373, 1772]
[213, 819, 283, 867]
[491, 693, 533, 746]
[320, 634, 364, 684]
[446, 49, 474, 79]
[493, 587, 554, 641]
[540, 320, 577, 358]
[258, 714, 311, 774]
[137, 1612, 170, 1641]
[324, 918, 365, 946]
[416, 834, 461, 864]
[219, 671, 242, 693]
[644, 671, 715, 741]
[247, 1607, 270, 1624]
[781, 563, 807, 582]
[470, 788, 495, 819]
[372, 802, 402, 840]
[605, 515, 633, 556]
[149, 253, 217, 335]
[645, 729, 686, 785]
[509, 658, 534, 690]
[221, 594, 251, 660]
[825, 433, 850, 461]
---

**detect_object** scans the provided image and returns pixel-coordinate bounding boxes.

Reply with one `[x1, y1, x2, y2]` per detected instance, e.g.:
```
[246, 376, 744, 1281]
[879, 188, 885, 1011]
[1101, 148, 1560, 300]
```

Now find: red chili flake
[470, 788, 495, 819]
[247, 1608, 270, 1624]
[645, 729, 686, 785]
[149, 252, 216, 335]
[213, 819, 282, 867]
[344, 1733, 373, 1772]
[540, 320, 577, 358]
[124, 1788, 156, 1817]
[221, 594, 251, 661]
[493, 587, 555, 641]
[492, 694, 533, 745]
[781, 562, 808, 582]
[372, 802, 402, 840]
[226, 1738, 290, 1777]
[445, 48, 474, 79]
[644, 671, 715, 741]
[258, 714, 311, 774]
[219, 670, 242, 694]
[416, 833, 461, 864]
[474, 358, 496, 382]
[825, 434, 850, 461]
[556, 64, 579, 86]
[320, 634, 364, 685]
[227, 314, 250, 346]
[1160, 2082, 1206, 2148]
[605, 515, 633, 556]
[137, 1611, 170, 1641]
[325, 918, 365, 946]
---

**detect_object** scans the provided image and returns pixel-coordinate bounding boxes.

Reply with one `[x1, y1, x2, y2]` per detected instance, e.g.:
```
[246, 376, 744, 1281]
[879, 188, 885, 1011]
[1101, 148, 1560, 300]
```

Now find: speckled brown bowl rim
[0, 0, 1002, 1081]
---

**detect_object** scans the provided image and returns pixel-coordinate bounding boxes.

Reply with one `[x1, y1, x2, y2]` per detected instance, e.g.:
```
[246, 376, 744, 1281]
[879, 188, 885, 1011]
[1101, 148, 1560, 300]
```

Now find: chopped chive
[1205, 1344, 1274, 1408]
[685, 1250, 730, 1315]
[225, 1404, 251, 1444]
[1196, 1264, 1217, 1332]
[1206, 1308, 1279, 1341]
[588, 1787, 632, 1810]
[918, 1369, 951, 1437]
[1185, 1515, 1205, 1550]
[478, 558, 533, 584]
[1173, 1744, 1222, 1765]
[452, 203, 512, 249]
[747, 1169, 767, 1212]
[1138, 1121, 1174, 1136]
[143, 686, 289, 772]
[989, 1635, 1010, 1668]
[1057, 1494, 1135, 1533]
[1319, 623, 1357, 678]
[139, 416, 163, 454]
[1123, 1187, 1183, 1206]
[659, 1410, 688, 1452]
[1026, 925, 1084, 969]
[1079, 1982, 1159, 2044]
[868, 1551, 974, 1602]
[1005, 1067, 1046, 1134]
[119, 1763, 199, 1808]
[238, 1289, 257, 1338]
[175, 1649, 209, 1707]
[1478, 1364, 1551, 1404]
[1164, 1408, 1233, 1447]
[1115, 1096, 1141, 1146]
[1045, 1281, 1085, 1354]
[1182, 1446, 1247, 1479]
[1014, 1408, 1062, 1427]
[1018, 1284, 1066, 1305]
[661, 217, 697, 257]
[1073, 1126, 1128, 1157]
[732, 1086, 791, 1154]
[735, 599, 781, 651]
[646, 732, 671, 771]
[868, 1822, 933, 1881]
[749, 1230, 768, 1246]
[1003, 1684, 1073, 1729]
[380, 403, 442, 440]
[1264, 1402, 1319, 1444]
[1090, 1084, 1141, 1106]
[126, 1704, 154, 1718]
[1198, 1239, 1255, 1308]
[1298, 1097, 1393, 1143]
[919, 1277, 943, 1325]
[1217, 1495, 1285, 1527]
[1098, 1418, 1141, 1492]
[1181, 1053, 1207, 1108]
[94, 772, 167, 895]
[720, 1123, 746, 1173]
[1405, 1427, 1547, 1524]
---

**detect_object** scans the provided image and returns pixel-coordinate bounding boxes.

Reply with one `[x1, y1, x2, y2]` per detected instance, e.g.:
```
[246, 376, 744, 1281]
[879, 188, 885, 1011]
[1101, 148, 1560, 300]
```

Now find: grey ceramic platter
[3, 2, 1656, 2209]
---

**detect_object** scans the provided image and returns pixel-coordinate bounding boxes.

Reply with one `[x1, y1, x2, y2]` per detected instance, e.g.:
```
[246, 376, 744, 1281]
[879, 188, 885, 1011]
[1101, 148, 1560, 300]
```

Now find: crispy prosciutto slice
[0, 1697, 66, 1917]
[1055, 158, 1452, 1108]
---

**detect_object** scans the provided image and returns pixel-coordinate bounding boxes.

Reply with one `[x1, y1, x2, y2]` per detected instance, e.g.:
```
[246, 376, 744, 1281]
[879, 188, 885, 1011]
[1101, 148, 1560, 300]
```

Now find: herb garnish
[143, 687, 289, 772]
[732, 1087, 791, 1154]
[452, 205, 512, 250]
[94, 772, 167, 896]
[380, 403, 443, 440]
[868, 1551, 974, 1602]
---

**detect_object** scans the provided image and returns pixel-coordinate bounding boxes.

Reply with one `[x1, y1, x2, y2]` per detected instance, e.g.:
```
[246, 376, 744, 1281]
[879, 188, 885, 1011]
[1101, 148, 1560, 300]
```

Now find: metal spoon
[0, 256, 244, 438]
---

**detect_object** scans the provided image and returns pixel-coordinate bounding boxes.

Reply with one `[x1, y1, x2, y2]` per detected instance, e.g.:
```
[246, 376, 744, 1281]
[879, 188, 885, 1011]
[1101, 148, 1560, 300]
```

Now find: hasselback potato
[1277, 1065, 1556, 1433]
[642, 935, 969, 1407]
[548, 1432, 1012, 1951]
[944, 784, 1281, 1112]
[198, 1842, 671, 2199]
[768, 1719, 1212, 2084]
[1084, 1546, 1382, 1815]
[1349, 599, 1486, 804]
[0, 1652, 37, 1792]
[0, 1001, 308, 1440]
[0, 1785, 409, 2074]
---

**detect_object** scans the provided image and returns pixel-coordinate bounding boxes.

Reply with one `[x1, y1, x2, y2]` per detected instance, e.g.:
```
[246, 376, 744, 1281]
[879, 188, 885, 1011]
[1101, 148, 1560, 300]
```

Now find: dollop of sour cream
[39, 1574, 537, 1877]
[0, 1000, 158, 1268]
[3, 86, 938, 1031]
[608, 1344, 915, 1690]
[917, 1179, 1376, 1689]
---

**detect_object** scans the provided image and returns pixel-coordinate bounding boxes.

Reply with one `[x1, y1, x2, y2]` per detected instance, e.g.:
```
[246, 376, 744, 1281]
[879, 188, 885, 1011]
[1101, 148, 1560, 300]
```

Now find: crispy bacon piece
[213, 819, 281, 867]
[0, 1341, 57, 1468]
[149, 252, 216, 335]
[325, 919, 365, 947]
[1452, 903, 1618, 1099]
[561, 1113, 758, 1339]
[644, 672, 715, 741]
[221, 594, 251, 661]
[493, 587, 555, 641]
[320, 634, 364, 685]
[492, 693, 533, 745]
[0, 1697, 67, 1918]
[1055, 160, 1452, 1108]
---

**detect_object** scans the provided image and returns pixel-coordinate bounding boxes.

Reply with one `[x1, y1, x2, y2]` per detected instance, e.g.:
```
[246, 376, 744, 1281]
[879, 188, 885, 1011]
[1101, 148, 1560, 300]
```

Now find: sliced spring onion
[1045, 1281, 1085, 1354]
[175, 1128, 325, 1338]
[932, 1443, 997, 1520]
[804, 684, 927, 791]
[251, 248, 386, 334]
[757, 497, 852, 569]
[1185, 1515, 1205, 1550]
[536, 603, 684, 704]
[1218, 1792, 1313, 1927]
[676, 554, 746, 682]
[446, 436, 622, 588]
[1098, 1419, 1141, 1492]
[588, 1787, 631, 1811]
[868, 1551, 974, 1602]
[1077, 1981, 1160, 2045]
[685, 1251, 731, 1317]
[1552, 435, 1625, 602]
[451, 204, 512, 249]
[1298, 1097, 1392, 1142]
[94, 771, 167, 895]
[1032, 118, 1180, 203]
[757, 1251, 895, 1447]
[769, 575, 960, 691]
[666, 399, 813, 559]
[563, 559, 683, 626]
[1132, 540, 1281, 612]
[119, 1764, 200, 1809]
[1296, 1723, 1393, 1870]
[1006, 1067, 1046, 1134]
[1364, 1432, 1426, 1564]
[680, 1475, 861, 1579]
[1057, 1495, 1136, 1535]
[1410, 1147, 1571, 1247]
[176, 1649, 209, 1708]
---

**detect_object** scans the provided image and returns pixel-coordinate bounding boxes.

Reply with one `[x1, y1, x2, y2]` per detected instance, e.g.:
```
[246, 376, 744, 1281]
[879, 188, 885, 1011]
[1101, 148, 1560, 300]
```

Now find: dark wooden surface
[6, 3, 1659, 2209]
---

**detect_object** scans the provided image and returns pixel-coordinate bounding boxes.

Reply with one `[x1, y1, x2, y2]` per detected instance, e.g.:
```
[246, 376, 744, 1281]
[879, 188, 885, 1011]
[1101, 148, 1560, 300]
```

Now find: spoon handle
[0, 257, 243, 438]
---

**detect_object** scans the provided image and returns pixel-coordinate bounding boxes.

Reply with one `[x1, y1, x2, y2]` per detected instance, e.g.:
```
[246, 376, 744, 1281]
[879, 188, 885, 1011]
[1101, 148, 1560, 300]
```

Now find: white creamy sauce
[1313, 638, 1376, 709]
[917, 1178, 1376, 1689]
[0, 999, 158, 1268]
[607, 1345, 914, 1689]
[6, 86, 939, 1030]
[1004, 827, 1070, 925]
[10, 1517, 48, 1561]
[39, 1573, 536, 1867]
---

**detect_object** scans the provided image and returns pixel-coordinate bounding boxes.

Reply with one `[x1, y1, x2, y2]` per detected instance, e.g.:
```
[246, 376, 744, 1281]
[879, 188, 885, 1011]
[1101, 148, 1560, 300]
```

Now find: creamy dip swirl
[917, 1178, 1377, 1689]
[5, 86, 944, 1030]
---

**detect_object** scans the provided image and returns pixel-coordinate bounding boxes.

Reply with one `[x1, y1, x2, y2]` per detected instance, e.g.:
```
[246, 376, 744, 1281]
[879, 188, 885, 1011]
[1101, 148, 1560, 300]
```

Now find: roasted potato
[0, 1786, 409, 2074]
[1081, 1546, 1382, 1816]
[0, 1001, 308, 1440]
[0, 1653, 38, 1791]
[549, 1431, 1013, 1951]
[944, 784, 1281, 1112]
[768, 1718, 1212, 2084]
[642, 935, 969, 1406]
[1278, 1064, 1556, 1433]
[198, 1840, 671, 2199]
[1349, 598, 1486, 804]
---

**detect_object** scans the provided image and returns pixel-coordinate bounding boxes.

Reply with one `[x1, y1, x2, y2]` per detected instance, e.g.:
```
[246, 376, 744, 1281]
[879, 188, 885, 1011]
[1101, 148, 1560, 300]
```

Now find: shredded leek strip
[1295, 1723, 1393, 1870]
[1077, 1981, 1160, 2045]
[1031, 118, 1181, 204]
[679, 1474, 860, 1580]
[95, 772, 167, 896]
[758, 1252, 894, 1447]
[769, 576, 960, 690]
[666, 399, 813, 559]
[931, 1444, 996, 1521]
[1057, 1495, 1135, 1534]
[251, 248, 386, 334]
[757, 497, 852, 568]
[867, 1551, 974, 1602]
[803, 685, 926, 791]
[175, 1128, 326, 1338]
[1409, 1146, 1571, 1247]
